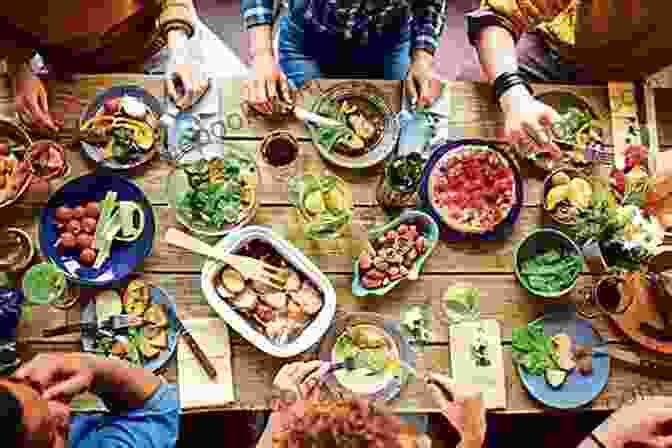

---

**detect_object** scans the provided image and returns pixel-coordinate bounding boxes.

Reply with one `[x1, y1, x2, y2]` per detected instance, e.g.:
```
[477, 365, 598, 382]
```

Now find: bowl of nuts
[352, 210, 438, 297]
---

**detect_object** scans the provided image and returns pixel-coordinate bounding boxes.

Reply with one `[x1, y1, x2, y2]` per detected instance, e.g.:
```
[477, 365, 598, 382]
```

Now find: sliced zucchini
[545, 368, 568, 389]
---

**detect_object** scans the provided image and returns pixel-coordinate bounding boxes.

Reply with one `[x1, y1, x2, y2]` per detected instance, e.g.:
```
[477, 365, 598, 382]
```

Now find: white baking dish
[200, 225, 336, 357]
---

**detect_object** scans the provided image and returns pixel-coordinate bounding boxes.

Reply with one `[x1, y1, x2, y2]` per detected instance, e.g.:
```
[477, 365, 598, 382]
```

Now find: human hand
[592, 396, 672, 448]
[13, 70, 60, 132]
[426, 372, 486, 448]
[499, 85, 559, 147]
[242, 50, 293, 115]
[405, 49, 437, 109]
[12, 353, 97, 402]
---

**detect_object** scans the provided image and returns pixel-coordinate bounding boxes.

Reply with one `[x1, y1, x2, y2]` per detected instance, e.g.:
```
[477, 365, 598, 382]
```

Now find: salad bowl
[167, 146, 261, 237]
[514, 229, 583, 298]
[352, 210, 438, 297]
[39, 174, 156, 287]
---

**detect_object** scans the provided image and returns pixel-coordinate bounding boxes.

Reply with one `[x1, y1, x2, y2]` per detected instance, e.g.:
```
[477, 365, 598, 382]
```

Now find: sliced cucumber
[545, 368, 568, 389]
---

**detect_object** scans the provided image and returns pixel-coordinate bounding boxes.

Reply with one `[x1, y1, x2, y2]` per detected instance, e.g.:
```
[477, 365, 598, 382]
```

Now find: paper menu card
[449, 319, 506, 410]
[178, 318, 235, 410]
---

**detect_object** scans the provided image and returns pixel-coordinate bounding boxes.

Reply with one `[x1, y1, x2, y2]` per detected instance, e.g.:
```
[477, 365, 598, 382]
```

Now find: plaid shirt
[242, 0, 446, 54]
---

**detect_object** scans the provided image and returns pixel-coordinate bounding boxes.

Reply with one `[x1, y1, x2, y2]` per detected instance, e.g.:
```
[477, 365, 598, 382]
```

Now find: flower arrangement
[575, 144, 663, 271]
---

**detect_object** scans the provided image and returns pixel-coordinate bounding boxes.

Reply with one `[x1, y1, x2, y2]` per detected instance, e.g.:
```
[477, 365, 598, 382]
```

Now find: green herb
[574, 186, 622, 246]
[387, 154, 424, 191]
[520, 249, 582, 294]
[401, 306, 431, 344]
[553, 108, 594, 144]
[511, 319, 559, 376]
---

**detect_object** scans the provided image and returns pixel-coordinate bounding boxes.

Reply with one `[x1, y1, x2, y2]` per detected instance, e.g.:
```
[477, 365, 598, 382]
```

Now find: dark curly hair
[273, 399, 404, 448]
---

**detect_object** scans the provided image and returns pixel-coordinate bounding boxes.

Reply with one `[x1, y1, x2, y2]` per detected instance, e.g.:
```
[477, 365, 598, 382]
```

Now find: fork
[164, 228, 289, 289]
[42, 314, 144, 337]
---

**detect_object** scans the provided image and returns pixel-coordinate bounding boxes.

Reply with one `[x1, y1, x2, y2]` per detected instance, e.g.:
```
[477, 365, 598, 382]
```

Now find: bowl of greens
[514, 229, 584, 298]
[288, 174, 353, 240]
[168, 148, 260, 237]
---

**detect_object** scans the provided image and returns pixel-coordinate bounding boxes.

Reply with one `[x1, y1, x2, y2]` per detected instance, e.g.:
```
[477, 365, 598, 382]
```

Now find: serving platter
[81, 279, 179, 372]
[418, 139, 524, 241]
[79, 85, 163, 170]
[516, 311, 610, 409]
[307, 81, 399, 169]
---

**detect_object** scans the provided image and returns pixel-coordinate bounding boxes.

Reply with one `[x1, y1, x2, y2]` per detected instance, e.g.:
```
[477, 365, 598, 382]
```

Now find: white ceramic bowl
[201, 225, 337, 357]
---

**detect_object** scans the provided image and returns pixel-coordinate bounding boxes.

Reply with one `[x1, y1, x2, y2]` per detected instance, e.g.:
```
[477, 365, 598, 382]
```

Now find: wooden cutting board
[449, 319, 506, 410]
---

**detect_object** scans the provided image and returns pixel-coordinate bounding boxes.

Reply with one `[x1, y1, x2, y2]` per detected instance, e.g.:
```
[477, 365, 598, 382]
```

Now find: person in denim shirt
[240, 0, 447, 114]
[0, 352, 178, 448]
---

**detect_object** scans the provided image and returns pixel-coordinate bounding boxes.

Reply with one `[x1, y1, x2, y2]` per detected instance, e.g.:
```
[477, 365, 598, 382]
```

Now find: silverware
[176, 317, 218, 380]
[43, 314, 144, 337]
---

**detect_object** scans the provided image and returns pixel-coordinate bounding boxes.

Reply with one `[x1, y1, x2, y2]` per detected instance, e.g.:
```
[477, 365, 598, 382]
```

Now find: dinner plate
[39, 174, 156, 287]
[307, 81, 399, 169]
[418, 139, 524, 241]
[79, 85, 163, 170]
[318, 312, 416, 402]
[517, 310, 610, 409]
[81, 281, 178, 372]
[0, 118, 33, 210]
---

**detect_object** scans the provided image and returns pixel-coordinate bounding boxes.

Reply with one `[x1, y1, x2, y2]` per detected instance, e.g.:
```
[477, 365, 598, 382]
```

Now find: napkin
[178, 318, 235, 410]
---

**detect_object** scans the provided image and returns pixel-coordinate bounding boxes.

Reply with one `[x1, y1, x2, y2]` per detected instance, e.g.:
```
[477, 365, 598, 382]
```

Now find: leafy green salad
[519, 249, 583, 294]
[512, 319, 560, 376]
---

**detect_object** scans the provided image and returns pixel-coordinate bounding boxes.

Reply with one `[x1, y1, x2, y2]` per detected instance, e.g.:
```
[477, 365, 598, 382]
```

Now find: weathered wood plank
[653, 89, 672, 148]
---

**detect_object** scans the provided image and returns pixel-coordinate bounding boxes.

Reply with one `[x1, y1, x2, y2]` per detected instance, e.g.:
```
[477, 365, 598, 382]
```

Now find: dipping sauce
[262, 136, 298, 167]
[0, 228, 33, 271]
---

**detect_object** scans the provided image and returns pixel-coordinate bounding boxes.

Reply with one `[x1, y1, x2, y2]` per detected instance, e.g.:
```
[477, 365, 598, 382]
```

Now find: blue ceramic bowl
[418, 139, 525, 241]
[39, 175, 156, 287]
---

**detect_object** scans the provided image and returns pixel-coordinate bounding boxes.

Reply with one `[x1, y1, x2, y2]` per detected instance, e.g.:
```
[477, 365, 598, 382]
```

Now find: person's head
[273, 398, 419, 448]
[0, 379, 70, 448]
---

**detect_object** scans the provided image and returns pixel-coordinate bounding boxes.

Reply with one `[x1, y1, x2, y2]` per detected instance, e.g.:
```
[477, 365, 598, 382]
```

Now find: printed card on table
[449, 319, 506, 410]
[178, 318, 235, 409]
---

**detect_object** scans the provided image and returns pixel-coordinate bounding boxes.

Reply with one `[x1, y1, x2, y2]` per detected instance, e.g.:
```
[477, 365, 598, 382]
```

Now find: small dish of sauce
[0, 227, 33, 272]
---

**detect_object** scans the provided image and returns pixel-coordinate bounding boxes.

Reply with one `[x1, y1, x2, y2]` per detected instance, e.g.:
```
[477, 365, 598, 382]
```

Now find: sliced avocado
[545, 368, 568, 389]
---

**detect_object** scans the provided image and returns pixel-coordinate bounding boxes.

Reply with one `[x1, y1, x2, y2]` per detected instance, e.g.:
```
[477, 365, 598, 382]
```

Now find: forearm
[88, 354, 162, 411]
[250, 25, 274, 59]
[476, 26, 518, 84]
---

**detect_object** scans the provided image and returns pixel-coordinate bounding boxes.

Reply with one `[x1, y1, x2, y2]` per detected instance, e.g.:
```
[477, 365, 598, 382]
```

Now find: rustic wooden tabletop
[2, 74, 671, 415]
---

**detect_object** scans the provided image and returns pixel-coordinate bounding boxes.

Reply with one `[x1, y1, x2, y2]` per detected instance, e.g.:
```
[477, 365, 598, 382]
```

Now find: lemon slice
[546, 185, 570, 211]
[568, 178, 592, 208]
[551, 172, 571, 186]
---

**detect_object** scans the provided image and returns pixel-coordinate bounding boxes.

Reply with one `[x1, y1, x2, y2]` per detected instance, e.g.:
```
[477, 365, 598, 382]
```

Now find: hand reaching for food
[242, 50, 294, 116]
[590, 396, 672, 448]
[13, 69, 60, 132]
[405, 50, 439, 109]
[499, 85, 559, 148]
[426, 373, 486, 448]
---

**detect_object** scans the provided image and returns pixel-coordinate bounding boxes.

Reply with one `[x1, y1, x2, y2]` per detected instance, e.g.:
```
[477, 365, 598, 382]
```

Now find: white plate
[200, 226, 337, 357]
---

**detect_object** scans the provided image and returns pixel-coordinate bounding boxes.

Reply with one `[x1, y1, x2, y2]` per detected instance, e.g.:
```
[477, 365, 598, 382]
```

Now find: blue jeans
[278, 14, 411, 88]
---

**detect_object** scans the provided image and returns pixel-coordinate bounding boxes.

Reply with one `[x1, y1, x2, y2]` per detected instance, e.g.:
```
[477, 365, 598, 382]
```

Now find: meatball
[60, 232, 77, 249]
[66, 219, 82, 234]
[84, 202, 100, 219]
[76, 233, 94, 250]
[79, 248, 96, 266]
[55, 206, 73, 221]
[73, 205, 86, 219]
[81, 217, 97, 234]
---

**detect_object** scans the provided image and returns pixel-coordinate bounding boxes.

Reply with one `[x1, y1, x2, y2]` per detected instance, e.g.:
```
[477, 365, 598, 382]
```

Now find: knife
[601, 346, 672, 378]
[291, 105, 345, 128]
[176, 317, 218, 380]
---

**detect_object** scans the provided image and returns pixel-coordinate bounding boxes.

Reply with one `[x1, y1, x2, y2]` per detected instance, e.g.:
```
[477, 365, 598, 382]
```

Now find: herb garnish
[511, 318, 559, 376]
[519, 250, 583, 294]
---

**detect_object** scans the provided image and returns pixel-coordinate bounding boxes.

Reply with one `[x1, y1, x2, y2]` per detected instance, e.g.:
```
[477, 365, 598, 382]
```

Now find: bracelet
[590, 433, 607, 448]
[493, 72, 533, 103]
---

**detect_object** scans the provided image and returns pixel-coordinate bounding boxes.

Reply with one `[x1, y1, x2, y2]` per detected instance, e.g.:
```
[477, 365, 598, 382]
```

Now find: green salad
[511, 318, 559, 376]
[519, 249, 583, 294]
[177, 157, 256, 229]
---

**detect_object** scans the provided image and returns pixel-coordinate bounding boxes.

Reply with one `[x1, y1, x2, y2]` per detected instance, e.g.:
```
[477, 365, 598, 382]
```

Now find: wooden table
[2, 74, 671, 415]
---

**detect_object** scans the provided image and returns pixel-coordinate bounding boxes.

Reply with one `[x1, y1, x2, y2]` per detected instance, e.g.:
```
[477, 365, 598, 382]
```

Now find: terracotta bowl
[0, 118, 33, 209]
